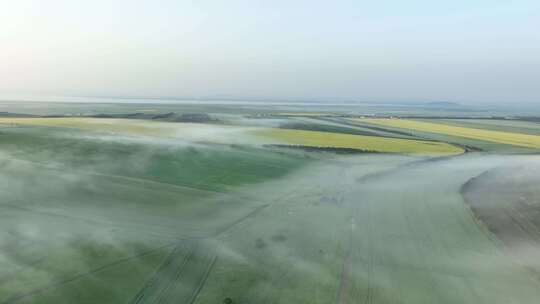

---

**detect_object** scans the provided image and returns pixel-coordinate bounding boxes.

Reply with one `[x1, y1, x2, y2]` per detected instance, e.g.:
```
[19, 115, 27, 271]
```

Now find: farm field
[3, 1, 540, 303]
[294, 117, 419, 139]
[427, 119, 540, 136]
[1, 104, 540, 303]
[0, 118, 261, 146]
[358, 118, 540, 150]
[462, 160, 540, 277]
[0, 117, 463, 155]
[253, 128, 463, 154]
[0, 121, 310, 304]
[191, 155, 540, 304]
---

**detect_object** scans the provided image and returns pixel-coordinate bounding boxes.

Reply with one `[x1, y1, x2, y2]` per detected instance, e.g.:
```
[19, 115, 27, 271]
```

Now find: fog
[3, 122, 540, 303]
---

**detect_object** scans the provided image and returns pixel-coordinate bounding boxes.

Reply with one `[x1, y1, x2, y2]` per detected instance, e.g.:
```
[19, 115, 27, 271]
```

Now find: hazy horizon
[2, 1, 539, 104]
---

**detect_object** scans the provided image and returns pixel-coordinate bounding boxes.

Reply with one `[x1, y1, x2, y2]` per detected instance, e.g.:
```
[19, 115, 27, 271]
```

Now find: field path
[130, 241, 217, 304]
[1, 243, 175, 304]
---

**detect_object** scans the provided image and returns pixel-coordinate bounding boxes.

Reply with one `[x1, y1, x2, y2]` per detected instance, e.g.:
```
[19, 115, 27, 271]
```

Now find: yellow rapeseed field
[254, 128, 463, 154]
[0, 117, 465, 154]
[0, 117, 179, 136]
[359, 118, 540, 149]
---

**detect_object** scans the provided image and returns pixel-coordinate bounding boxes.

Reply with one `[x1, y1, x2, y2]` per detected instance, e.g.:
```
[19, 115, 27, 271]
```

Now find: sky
[1, 0, 539, 104]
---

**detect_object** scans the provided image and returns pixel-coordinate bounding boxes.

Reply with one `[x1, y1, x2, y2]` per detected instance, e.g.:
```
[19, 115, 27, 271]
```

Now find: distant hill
[425, 101, 461, 107]
[0, 112, 39, 118]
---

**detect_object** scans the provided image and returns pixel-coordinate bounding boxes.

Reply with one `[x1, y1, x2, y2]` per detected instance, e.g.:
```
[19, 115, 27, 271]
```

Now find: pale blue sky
[1, 0, 539, 103]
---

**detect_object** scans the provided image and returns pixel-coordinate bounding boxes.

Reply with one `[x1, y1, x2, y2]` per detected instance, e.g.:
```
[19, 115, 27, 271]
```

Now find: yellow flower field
[254, 128, 463, 154]
[359, 118, 540, 149]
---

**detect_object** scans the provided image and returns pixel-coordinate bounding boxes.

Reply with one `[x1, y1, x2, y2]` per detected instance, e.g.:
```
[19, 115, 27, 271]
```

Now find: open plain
[1, 102, 540, 303]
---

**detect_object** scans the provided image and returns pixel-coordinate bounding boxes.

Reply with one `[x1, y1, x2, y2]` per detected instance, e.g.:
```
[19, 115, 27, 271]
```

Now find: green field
[359, 118, 540, 149]
[0, 122, 311, 303]
[253, 128, 463, 154]
[2, 105, 540, 303]
[427, 119, 540, 136]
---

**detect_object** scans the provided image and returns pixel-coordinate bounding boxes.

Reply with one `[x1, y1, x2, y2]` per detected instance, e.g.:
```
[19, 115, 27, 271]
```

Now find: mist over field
[2, 107, 540, 303]
[2, 0, 540, 302]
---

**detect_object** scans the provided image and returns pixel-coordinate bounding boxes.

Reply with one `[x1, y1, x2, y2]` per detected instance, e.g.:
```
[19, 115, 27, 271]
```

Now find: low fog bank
[0, 143, 420, 302]
[2, 124, 540, 303]
[462, 157, 540, 278]
[196, 153, 540, 303]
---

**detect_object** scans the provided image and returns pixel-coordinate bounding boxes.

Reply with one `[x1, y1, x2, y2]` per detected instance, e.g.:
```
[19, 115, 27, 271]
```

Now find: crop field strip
[0, 117, 196, 138]
[327, 117, 421, 140]
[360, 118, 540, 149]
[430, 119, 540, 136]
[253, 128, 463, 154]
[0, 117, 463, 155]
[346, 119, 536, 153]
[276, 117, 417, 140]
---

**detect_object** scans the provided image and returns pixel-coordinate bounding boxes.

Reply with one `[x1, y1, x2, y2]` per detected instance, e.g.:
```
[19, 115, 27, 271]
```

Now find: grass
[253, 128, 463, 154]
[359, 118, 540, 149]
